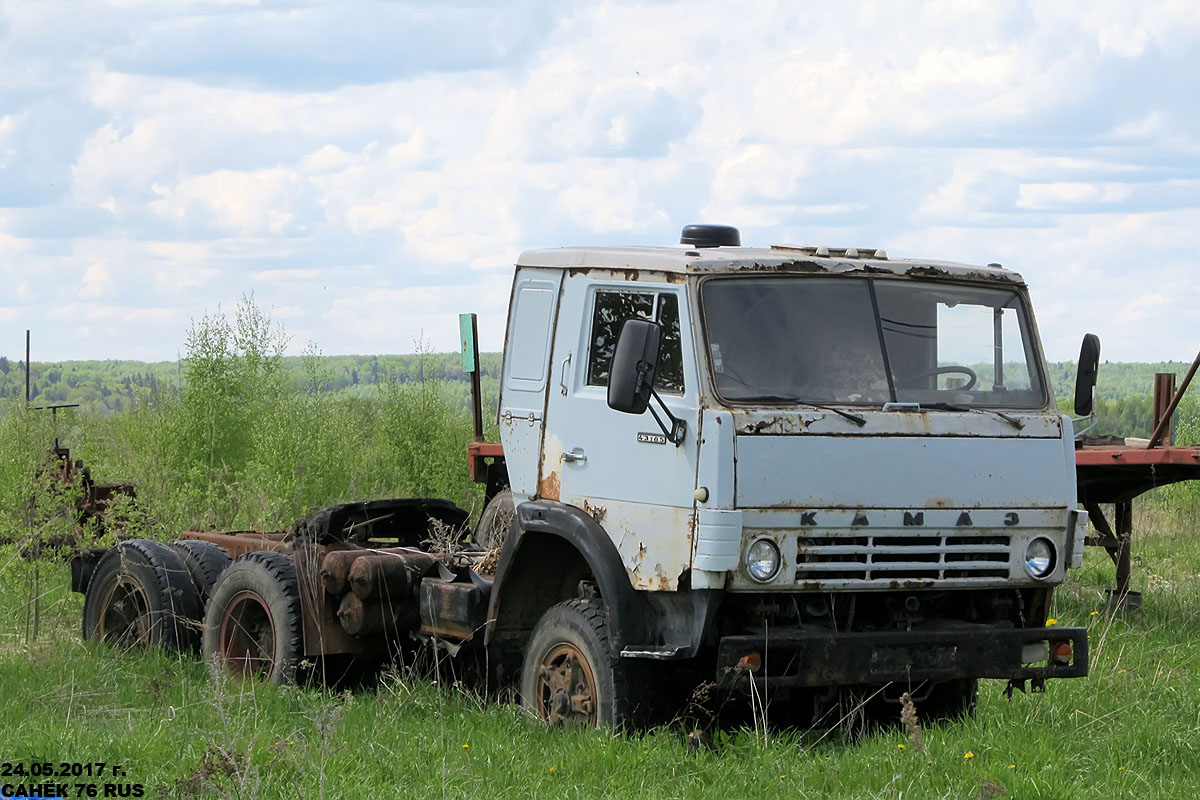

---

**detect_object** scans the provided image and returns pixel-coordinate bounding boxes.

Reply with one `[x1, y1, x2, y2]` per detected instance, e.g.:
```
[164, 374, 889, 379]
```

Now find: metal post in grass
[460, 313, 485, 443]
[22, 328, 41, 642]
[20, 330, 82, 641]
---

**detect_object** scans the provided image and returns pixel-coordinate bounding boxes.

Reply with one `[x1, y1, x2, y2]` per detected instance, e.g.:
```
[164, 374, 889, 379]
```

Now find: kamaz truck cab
[493, 224, 1091, 726]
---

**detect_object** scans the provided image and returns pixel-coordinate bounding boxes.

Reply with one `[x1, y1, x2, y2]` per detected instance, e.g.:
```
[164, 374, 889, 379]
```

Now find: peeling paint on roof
[516, 245, 1024, 285]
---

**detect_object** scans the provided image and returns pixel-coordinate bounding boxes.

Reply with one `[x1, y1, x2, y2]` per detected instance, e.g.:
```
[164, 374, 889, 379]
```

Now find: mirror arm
[1070, 386, 1099, 439]
[645, 387, 687, 446]
[1071, 413, 1098, 439]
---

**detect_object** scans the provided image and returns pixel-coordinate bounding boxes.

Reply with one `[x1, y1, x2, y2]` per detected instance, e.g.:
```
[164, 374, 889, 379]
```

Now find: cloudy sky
[1, 0, 1197, 364]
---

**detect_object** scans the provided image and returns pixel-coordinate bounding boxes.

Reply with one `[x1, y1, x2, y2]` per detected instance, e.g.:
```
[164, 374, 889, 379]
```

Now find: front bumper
[716, 625, 1087, 687]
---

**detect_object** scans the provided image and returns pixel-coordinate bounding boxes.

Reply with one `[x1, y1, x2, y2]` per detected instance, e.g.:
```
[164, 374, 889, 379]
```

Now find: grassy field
[1, 505, 1198, 799]
[1, 301, 1196, 798]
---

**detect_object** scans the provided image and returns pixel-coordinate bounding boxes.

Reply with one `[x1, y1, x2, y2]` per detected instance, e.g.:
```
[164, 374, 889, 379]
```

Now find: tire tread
[170, 540, 232, 605]
[522, 597, 643, 728]
[202, 550, 303, 684]
[82, 538, 200, 652]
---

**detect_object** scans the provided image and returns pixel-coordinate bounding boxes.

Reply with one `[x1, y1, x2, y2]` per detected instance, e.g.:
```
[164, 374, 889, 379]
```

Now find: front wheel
[202, 552, 302, 685]
[520, 598, 638, 728]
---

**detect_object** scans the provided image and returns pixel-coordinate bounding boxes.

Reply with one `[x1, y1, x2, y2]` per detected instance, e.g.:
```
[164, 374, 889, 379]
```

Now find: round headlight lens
[1024, 538, 1055, 578]
[746, 538, 782, 582]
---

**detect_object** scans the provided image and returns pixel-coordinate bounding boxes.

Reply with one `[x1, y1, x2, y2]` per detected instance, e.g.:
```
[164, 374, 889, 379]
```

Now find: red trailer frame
[1076, 355, 1200, 608]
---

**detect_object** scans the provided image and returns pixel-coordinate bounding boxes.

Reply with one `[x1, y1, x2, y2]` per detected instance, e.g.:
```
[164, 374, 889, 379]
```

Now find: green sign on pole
[459, 313, 477, 373]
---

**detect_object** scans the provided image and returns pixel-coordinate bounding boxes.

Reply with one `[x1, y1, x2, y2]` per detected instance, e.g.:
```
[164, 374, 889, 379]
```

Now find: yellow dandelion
[1008, 764, 1016, 769]
[964, 752, 975, 759]
[1090, 611, 1099, 616]
[898, 744, 906, 749]
[1046, 618, 1057, 625]
[549, 767, 556, 773]
[287, 740, 295, 746]
[462, 744, 470, 749]
[1119, 766, 1126, 771]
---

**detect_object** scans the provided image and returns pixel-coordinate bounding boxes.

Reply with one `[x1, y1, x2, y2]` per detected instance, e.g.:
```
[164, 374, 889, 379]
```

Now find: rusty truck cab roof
[515, 244, 1025, 285]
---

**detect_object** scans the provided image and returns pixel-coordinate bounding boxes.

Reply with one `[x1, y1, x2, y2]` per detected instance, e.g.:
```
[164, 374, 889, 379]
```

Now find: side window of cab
[586, 289, 684, 393]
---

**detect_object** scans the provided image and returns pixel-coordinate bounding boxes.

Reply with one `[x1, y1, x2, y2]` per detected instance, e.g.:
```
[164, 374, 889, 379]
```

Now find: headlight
[1024, 538, 1056, 578]
[746, 538, 781, 582]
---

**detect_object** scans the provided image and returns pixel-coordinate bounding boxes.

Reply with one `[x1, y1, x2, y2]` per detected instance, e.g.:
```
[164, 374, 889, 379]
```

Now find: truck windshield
[701, 276, 1045, 408]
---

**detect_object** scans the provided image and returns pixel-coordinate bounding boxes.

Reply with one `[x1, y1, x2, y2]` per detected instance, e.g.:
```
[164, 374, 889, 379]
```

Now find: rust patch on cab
[538, 470, 560, 501]
[738, 414, 814, 435]
[645, 569, 672, 591]
[580, 499, 607, 524]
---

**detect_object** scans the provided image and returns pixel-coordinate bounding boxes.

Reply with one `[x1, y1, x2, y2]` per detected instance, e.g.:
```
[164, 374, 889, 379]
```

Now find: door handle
[559, 353, 572, 396]
[562, 448, 587, 464]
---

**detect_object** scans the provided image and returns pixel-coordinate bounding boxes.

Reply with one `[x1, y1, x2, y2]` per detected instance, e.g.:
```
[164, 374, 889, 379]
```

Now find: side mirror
[1074, 333, 1100, 416]
[607, 318, 661, 414]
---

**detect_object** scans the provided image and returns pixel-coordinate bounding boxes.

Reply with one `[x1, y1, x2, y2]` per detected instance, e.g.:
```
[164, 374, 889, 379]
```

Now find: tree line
[1, 335, 1195, 439]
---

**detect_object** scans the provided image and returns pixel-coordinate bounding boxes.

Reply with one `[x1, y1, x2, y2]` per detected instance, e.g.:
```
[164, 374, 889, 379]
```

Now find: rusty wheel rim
[536, 642, 598, 726]
[97, 576, 151, 647]
[218, 590, 276, 679]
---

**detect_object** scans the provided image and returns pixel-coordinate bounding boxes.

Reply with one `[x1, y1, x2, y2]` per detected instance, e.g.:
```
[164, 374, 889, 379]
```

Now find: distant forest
[0, 351, 502, 416]
[0, 352, 1194, 441]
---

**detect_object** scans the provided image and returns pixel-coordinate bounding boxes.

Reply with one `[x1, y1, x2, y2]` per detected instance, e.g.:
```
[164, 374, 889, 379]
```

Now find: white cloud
[79, 261, 112, 299]
[251, 268, 321, 282]
[320, 271, 513, 354]
[0, 113, 15, 170]
[917, 168, 993, 222]
[1016, 182, 1134, 209]
[1, 0, 1198, 364]
[558, 167, 672, 233]
[150, 167, 306, 235]
[155, 267, 219, 292]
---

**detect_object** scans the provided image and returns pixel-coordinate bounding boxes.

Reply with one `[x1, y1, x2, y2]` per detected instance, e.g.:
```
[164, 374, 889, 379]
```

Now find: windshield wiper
[738, 395, 867, 427]
[918, 401, 971, 411]
[915, 401, 1024, 429]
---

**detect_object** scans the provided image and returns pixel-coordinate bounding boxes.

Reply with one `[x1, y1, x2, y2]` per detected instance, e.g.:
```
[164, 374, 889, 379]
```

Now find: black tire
[171, 540, 232, 606]
[202, 551, 302, 685]
[82, 539, 201, 652]
[520, 598, 639, 728]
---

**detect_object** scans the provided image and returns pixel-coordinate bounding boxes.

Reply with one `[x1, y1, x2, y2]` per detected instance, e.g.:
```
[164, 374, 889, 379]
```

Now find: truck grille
[795, 531, 1011, 582]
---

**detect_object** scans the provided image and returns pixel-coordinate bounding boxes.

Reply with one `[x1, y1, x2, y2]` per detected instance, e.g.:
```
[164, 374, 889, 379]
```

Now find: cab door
[541, 277, 700, 590]
[498, 268, 563, 503]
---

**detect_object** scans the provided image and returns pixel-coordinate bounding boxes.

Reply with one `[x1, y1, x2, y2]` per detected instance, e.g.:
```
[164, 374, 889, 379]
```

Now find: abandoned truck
[71, 224, 1096, 728]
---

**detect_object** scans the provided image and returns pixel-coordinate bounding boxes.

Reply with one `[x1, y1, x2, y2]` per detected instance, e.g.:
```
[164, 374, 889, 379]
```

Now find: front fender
[485, 500, 650, 652]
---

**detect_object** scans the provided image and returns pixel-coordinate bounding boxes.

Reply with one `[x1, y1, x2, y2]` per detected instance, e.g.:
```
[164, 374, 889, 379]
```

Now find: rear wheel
[202, 552, 302, 685]
[520, 598, 638, 728]
[171, 539, 232, 606]
[82, 539, 200, 652]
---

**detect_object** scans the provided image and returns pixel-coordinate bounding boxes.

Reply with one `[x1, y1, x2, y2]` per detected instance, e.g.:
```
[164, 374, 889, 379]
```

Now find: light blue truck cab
[492, 225, 1090, 728]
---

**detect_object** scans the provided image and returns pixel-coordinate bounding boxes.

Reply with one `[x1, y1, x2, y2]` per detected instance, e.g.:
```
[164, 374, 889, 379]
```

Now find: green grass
[2, 506, 1199, 799]
[4, 297, 1195, 797]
